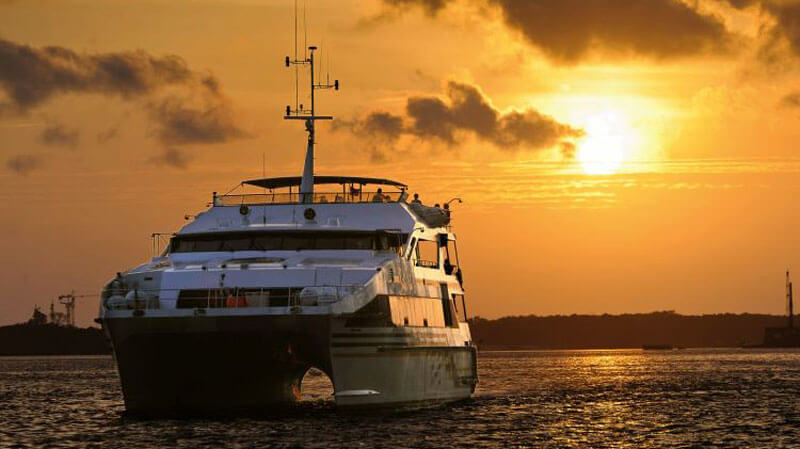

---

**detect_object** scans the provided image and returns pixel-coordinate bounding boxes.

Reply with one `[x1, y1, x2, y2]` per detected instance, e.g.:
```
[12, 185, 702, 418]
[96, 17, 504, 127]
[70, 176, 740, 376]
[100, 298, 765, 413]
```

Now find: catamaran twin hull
[104, 298, 477, 415]
[99, 191, 477, 415]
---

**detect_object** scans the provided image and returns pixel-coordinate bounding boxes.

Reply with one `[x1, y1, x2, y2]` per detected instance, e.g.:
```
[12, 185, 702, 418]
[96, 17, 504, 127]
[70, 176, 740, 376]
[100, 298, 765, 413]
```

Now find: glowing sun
[577, 110, 636, 175]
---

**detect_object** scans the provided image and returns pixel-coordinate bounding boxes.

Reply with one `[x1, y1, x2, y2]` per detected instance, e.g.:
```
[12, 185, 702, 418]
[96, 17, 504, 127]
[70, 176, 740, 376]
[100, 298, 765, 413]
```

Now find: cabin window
[170, 231, 408, 253]
[193, 239, 222, 252]
[452, 294, 467, 322]
[444, 239, 460, 275]
[221, 237, 252, 251]
[415, 240, 439, 268]
[346, 235, 374, 250]
[282, 235, 313, 251]
[314, 236, 345, 250]
[252, 236, 282, 251]
[173, 239, 196, 252]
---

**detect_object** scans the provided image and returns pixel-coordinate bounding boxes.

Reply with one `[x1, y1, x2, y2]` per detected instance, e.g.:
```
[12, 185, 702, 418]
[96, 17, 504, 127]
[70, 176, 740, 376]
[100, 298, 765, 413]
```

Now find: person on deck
[372, 188, 386, 203]
[411, 193, 422, 204]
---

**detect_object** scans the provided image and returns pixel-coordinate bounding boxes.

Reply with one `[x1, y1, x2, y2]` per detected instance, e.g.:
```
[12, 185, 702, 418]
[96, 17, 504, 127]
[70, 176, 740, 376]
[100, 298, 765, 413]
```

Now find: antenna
[788, 269, 794, 329]
[303, 0, 308, 59]
[284, 17, 340, 203]
[294, 0, 299, 113]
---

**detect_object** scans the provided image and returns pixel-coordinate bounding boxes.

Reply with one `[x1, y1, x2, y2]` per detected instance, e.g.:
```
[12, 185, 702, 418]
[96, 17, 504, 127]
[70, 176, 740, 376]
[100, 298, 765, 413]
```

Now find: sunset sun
[576, 110, 636, 175]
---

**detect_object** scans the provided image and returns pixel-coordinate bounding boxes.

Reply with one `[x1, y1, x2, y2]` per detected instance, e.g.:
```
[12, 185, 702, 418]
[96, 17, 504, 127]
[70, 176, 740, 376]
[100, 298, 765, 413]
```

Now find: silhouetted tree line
[469, 311, 786, 349]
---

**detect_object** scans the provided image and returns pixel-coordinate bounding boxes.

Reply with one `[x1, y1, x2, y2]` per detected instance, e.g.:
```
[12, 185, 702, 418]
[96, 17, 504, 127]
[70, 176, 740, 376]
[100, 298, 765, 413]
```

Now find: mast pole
[285, 43, 338, 204]
[299, 48, 316, 203]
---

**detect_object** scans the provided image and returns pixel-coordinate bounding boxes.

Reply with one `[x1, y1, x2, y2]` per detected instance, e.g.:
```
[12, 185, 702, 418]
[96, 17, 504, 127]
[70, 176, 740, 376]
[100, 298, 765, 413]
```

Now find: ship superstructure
[98, 44, 477, 415]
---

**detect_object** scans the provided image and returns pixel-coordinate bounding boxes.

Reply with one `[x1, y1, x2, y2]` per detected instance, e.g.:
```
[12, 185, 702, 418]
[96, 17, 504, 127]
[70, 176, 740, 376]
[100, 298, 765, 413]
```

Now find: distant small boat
[642, 344, 673, 350]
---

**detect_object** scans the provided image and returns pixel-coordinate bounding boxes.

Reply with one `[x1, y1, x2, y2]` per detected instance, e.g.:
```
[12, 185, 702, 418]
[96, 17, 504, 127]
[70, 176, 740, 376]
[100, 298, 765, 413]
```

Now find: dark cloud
[720, 0, 760, 7]
[764, 2, 800, 57]
[5, 154, 43, 175]
[342, 81, 582, 159]
[39, 123, 79, 148]
[719, 1, 800, 59]
[780, 91, 800, 108]
[381, 0, 733, 62]
[146, 90, 245, 145]
[97, 127, 119, 143]
[405, 82, 583, 148]
[0, 38, 248, 170]
[345, 111, 405, 141]
[149, 147, 190, 169]
[382, 0, 448, 16]
[0, 38, 193, 112]
[559, 141, 577, 159]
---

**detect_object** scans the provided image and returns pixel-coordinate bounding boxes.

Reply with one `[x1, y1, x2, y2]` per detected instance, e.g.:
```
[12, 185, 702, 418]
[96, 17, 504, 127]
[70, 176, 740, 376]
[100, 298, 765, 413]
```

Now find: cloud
[97, 127, 119, 143]
[350, 111, 406, 141]
[719, 1, 800, 59]
[780, 91, 800, 108]
[5, 154, 43, 175]
[0, 38, 193, 112]
[39, 123, 79, 148]
[382, 0, 448, 16]
[148, 147, 191, 169]
[0, 38, 248, 169]
[342, 81, 583, 159]
[146, 89, 245, 145]
[763, 2, 800, 56]
[559, 141, 577, 159]
[380, 0, 733, 62]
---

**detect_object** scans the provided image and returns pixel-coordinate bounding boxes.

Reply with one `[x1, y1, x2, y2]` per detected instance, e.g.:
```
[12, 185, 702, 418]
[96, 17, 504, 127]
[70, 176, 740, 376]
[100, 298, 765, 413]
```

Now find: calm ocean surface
[1, 349, 799, 448]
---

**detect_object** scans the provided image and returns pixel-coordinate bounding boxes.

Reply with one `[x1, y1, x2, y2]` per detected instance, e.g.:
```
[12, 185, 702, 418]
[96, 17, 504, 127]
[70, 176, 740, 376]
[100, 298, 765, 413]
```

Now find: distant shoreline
[469, 311, 788, 350]
[0, 311, 791, 356]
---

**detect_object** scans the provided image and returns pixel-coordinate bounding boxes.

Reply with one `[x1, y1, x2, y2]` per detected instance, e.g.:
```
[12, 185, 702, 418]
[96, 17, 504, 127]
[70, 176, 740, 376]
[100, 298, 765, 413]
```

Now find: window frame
[415, 239, 440, 268]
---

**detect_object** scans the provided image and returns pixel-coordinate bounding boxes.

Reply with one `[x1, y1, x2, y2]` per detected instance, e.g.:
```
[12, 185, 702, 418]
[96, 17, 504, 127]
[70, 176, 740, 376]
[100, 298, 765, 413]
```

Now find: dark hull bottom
[105, 316, 332, 416]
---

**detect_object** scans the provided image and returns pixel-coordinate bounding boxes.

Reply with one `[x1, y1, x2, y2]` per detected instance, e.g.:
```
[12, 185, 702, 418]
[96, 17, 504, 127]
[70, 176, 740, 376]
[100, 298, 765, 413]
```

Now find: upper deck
[215, 176, 408, 206]
[179, 175, 452, 236]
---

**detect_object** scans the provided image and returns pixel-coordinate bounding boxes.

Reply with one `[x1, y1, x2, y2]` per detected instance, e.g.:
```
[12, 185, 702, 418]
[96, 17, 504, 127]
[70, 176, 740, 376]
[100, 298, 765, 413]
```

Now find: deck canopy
[243, 176, 407, 190]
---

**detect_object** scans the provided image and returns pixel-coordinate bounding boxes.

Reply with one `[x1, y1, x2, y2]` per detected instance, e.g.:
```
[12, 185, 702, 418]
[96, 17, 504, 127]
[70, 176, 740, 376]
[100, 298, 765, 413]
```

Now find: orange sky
[2, 0, 800, 326]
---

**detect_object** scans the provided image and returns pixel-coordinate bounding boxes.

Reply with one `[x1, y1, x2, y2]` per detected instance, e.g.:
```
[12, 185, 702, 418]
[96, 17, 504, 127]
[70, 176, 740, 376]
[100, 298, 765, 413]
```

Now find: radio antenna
[294, 0, 299, 112]
[303, 0, 308, 59]
[284, 11, 339, 203]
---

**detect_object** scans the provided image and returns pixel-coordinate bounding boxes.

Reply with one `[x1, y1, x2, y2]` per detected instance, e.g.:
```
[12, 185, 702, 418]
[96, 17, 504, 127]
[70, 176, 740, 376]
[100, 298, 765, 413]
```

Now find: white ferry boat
[97, 45, 478, 415]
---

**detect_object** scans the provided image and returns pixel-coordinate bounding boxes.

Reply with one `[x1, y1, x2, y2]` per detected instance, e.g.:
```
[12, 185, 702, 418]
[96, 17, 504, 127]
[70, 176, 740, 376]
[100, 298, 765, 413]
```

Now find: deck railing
[215, 191, 406, 206]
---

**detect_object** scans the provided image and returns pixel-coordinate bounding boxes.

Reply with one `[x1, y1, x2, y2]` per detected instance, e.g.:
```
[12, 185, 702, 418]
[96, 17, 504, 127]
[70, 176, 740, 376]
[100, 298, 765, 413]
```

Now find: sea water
[1, 349, 799, 448]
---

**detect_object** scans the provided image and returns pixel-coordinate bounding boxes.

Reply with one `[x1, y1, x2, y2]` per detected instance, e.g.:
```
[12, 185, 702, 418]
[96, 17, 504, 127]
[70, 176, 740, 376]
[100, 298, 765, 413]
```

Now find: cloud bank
[380, 0, 733, 62]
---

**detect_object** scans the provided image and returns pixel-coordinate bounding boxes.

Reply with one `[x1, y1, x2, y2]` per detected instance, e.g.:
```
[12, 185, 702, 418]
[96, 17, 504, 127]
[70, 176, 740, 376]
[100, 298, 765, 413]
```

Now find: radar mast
[284, 5, 339, 203]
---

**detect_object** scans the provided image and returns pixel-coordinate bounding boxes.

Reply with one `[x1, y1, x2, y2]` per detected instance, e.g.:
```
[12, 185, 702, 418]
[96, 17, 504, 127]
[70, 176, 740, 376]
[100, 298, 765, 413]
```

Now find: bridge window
[252, 235, 282, 251]
[171, 231, 408, 253]
[282, 235, 314, 251]
[221, 237, 253, 251]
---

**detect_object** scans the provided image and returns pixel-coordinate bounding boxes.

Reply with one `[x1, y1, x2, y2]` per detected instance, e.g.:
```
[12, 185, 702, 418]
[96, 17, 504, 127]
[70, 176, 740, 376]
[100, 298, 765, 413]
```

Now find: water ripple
[1, 350, 799, 448]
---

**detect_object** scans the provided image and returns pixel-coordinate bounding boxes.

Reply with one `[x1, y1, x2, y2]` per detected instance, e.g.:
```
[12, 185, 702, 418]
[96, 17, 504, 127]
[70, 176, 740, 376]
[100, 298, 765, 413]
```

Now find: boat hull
[102, 314, 476, 415]
[332, 345, 477, 407]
